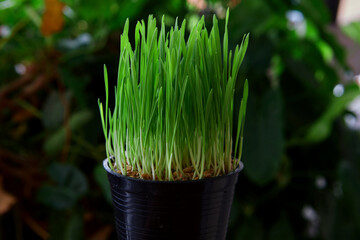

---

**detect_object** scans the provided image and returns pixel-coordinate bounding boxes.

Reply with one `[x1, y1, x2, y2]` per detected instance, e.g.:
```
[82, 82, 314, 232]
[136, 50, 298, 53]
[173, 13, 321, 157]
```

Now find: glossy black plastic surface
[104, 160, 242, 240]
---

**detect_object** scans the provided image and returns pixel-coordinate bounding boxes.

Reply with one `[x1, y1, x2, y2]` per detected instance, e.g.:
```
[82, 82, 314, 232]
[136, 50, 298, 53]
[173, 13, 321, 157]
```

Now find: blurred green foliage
[342, 21, 360, 45]
[0, 0, 360, 239]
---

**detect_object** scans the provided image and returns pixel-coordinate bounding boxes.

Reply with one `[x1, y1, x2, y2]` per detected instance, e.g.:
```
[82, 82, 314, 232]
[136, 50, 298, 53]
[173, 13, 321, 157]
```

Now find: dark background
[1, 0, 360, 239]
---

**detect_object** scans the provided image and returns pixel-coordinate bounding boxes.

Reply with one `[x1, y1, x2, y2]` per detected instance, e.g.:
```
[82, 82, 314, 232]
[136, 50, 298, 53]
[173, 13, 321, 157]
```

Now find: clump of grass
[99, 10, 249, 180]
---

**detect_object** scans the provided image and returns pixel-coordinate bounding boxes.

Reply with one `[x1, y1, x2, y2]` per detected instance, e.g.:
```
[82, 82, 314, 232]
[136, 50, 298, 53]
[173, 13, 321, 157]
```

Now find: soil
[116, 165, 221, 181]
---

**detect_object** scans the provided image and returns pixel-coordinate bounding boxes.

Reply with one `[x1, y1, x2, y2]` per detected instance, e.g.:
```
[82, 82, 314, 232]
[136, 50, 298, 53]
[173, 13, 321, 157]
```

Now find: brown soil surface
[116, 165, 222, 181]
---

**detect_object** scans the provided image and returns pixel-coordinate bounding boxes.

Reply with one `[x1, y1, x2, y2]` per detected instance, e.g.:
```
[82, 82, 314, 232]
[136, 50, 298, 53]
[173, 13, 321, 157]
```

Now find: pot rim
[103, 158, 243, 184]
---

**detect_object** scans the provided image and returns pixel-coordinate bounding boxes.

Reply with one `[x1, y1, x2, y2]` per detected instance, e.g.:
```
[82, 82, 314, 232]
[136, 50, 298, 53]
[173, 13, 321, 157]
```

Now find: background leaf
[243, 88, 284, 185]
[37, 163, 88, 210]
[94, 163, 112, 204]
[44, 110, 93, 155]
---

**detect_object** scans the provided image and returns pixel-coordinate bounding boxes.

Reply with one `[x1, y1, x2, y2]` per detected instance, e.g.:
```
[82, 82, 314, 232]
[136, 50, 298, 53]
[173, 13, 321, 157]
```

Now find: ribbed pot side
[103, 159, 242, 240]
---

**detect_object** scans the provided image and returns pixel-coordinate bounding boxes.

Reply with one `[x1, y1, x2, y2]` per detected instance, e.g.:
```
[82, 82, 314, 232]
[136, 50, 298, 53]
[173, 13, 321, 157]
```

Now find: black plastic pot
[103, 159, 243, 240]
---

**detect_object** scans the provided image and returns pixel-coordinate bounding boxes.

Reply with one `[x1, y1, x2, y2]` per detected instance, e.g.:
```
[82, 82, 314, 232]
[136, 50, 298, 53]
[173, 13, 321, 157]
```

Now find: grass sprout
[99, 10, 249, 180]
